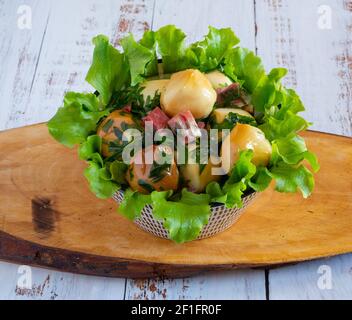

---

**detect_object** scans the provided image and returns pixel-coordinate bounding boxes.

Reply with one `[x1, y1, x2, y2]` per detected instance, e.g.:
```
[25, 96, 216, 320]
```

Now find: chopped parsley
[138, 179, 155, 193]
[149, 162, 172, 183]
[211, 112, 257, 131]
[102, 119, 114, 133]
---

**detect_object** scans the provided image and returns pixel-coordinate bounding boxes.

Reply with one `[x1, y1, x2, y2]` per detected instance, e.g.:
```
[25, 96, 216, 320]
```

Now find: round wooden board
[0, 124, 351, 278]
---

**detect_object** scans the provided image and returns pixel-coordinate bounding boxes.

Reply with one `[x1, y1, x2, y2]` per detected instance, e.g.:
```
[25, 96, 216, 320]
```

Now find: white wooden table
[0, 0, 351, 300]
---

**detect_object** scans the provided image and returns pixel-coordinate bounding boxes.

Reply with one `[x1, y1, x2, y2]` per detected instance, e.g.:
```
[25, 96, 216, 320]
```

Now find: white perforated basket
[113, 190, 258, 241]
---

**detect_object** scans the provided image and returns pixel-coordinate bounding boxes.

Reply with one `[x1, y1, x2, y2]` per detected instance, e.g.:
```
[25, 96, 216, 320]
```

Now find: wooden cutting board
[0, 124, 351, 278]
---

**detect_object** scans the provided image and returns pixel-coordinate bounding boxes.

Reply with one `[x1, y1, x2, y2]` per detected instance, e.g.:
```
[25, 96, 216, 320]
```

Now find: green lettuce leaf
[224, 47, 265, 93]
[151, 189, 211, 243]
[274, 134, 308, 165]
[206, 182, 228, 204]
[121, 34, 155, 86]
[84, 161, 120, 199]
[119, 188, 211, 243]
[86, 35, 129, 105]
[250, 68, 288, 112]
[268, 163, 315, 198]
[207, 150, 257, 208]
[119, 189, 152, 220]
[139, 30, 159, 76]
[79, 135, 102, 162]
[48, 92, 107, 148]
[248, 167, 272, 192]
[192, 26, 239, 71]
[109, 160, 128, 185]
[155, 25, 197, 73]
[260, 111, 310, 142]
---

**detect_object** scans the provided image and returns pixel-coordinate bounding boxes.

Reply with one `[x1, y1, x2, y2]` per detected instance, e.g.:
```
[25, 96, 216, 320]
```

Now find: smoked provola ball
[141, 79, 170, 101]
[126, 145, 179, 194]
[161, 69, 217, 119]
[206, 70, 233, 89]
[221, 124, 272, 174]
[97, 110, 138, 158]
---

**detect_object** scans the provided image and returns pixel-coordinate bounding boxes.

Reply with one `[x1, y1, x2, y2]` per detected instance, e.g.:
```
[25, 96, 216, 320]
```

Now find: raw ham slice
[216, 83, 241, 105]
[143, 107, 170, 130]
[168, 111, 202, 143]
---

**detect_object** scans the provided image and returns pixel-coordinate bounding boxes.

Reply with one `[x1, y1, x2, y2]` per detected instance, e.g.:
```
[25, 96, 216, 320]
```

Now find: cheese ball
[206, 70, 233, 89]
[97, 110, 138, 158]
[141, 79, 169, 101]
[126, 145, 179, 194]
[221, 124, 272, 173]
[161, 69, 217, 119]
[212, 108, 254, 124]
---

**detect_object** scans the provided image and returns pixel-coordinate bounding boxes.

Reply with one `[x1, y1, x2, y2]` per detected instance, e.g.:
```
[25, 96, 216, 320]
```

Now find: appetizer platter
[0, 26, 351, 278]
[48, 25, 320, 244]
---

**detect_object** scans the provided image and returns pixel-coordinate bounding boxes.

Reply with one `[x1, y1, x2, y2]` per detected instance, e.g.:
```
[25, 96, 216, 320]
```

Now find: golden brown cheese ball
[161, 69, 217, 119]
[206, 70, 233, 89]
[141, 79, 170, 101]
[97, 110, 138, 158]
[126, 145, 179, 194]
[221, 124, 272, 173]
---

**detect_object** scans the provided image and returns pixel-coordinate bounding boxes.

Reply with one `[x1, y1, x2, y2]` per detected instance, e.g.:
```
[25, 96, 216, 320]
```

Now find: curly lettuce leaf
[118, 188, 211, 243]
[155, 25, 197, 73]
[250, 68, 288, 112]
[151, 190, 211, 243]
[119, 189, 152, 221]
[260, 111, 310, 142]
[268, 163, 315, 198]
[192, 26, 239, 71]
[121, 34, 155, 86]
[248, 167, 272, 192]
[79, 135, 102, 162]
[139, 30, 159, 76]
[84, 161, 120, 199]
[48, 92, 107, 148]
[109, 160, 128, 185]
[86, 35, 129, 105]
[224, 47, 265, 93]
[207, 150, 256, 208]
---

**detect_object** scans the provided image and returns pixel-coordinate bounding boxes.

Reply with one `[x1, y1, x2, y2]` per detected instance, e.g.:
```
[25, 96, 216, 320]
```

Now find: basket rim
[114, 189, 258, 209]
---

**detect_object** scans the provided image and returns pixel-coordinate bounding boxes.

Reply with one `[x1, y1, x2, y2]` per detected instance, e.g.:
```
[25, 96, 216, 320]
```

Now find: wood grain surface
[0, 124, 351, 277]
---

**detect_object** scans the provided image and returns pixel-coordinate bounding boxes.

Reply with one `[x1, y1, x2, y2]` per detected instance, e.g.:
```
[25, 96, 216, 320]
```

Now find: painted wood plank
[0, 0, 154, 300]
[126, 270, 266, 300]
[0, 0, 51, 130]
[153, 0, 256, 50]
[255, 0, 352, 136]
[5, 0, 155, 130]
[124, 0, 266, 301]
[269, 254, 352, 300]
[0, 261, 125, 300]
[255, 0, 352, 299]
